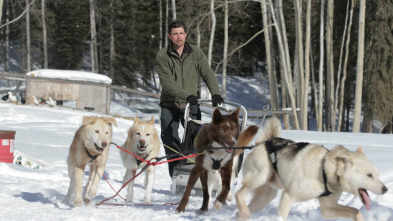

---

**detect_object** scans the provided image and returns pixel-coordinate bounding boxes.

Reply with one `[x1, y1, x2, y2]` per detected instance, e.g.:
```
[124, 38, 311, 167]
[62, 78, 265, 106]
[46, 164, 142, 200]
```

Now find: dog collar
[320, 152, 332, 197]
[84, 146, 99, 162]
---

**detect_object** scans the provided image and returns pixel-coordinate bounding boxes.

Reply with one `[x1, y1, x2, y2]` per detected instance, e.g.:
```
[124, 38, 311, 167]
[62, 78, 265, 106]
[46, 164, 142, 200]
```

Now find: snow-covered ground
[0, 70, 392, 220]
[0, 102, 392, 221]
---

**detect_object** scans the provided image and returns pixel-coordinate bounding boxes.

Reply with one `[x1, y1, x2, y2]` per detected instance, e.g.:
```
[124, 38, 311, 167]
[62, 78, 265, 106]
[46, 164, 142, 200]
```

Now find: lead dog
[176, 107, 240, 213]
[235, 117, 388, 221]
[120, 116, 160, 204]
[63, 116, 117, 206]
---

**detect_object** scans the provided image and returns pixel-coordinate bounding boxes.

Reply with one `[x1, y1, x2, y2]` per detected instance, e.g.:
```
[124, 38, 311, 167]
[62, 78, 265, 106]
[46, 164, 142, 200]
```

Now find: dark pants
[160, 103, 201, 178]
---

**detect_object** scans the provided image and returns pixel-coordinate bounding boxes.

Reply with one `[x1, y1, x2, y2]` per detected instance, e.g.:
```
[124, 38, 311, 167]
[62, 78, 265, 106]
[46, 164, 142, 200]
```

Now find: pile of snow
[26, 69, 112, 85]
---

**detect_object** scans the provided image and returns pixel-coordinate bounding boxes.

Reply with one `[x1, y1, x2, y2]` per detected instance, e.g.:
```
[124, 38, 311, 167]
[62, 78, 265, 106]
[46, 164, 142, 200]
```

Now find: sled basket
[171, 100, 248, 194]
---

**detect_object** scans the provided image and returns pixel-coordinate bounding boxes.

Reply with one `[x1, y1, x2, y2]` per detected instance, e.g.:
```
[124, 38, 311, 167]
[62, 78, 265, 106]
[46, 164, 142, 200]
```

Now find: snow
[26, 69, 112, 85]
[0, 72, 392, 220]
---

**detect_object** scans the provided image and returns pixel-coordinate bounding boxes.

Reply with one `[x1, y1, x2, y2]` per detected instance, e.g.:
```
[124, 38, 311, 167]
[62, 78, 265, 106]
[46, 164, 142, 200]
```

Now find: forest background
[0, 0, 392, 133]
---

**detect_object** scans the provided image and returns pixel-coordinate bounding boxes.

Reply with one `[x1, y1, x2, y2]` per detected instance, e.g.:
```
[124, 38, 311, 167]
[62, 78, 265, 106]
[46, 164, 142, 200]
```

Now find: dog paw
[74, 199, 83, 207]
[143, 200, 152, 205]
[197, 209, 208, 214]
[84, 198, 92, 206]
[213, 200, 223, 210]
[235, 212, 250, 220]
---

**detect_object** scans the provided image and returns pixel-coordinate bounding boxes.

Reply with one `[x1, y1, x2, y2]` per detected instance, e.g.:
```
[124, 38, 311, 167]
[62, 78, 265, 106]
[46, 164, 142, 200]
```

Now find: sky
[0, 72, 392, 221]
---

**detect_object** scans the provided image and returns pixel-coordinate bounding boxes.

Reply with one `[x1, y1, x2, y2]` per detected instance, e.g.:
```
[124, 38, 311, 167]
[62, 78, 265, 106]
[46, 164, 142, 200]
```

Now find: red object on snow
[0, 130, 15, 163]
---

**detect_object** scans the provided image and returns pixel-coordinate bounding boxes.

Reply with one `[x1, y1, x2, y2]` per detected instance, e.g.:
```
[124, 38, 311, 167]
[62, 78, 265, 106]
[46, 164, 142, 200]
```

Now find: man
[156, 20, 223, 178]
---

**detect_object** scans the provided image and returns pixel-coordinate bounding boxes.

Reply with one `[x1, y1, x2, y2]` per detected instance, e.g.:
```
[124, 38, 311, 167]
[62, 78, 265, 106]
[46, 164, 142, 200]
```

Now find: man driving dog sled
[156, 20, 223, 178]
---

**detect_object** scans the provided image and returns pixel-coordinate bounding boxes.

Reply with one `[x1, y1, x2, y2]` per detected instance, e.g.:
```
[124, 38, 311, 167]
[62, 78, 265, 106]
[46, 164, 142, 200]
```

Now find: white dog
[120, 116, 160, 204]
[235, 117, 388, 221]
[63, 116, 117, 206]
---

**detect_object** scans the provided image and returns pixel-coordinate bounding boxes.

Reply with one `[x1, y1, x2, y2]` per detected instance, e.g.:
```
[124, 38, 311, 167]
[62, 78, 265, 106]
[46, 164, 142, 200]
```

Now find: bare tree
[5, 0, 9, 73]
[337, 0, 355, 132]
[171, 0, 176, 21]
[90, 0, 98, 73]
[301, 0, 311, 130]
[26, 0, 31, 72]
[207, 0, 216, 66]
[41, 0, 47, 68]
[353, 0, 366, 132]
[165, 0, 168, 46]
[261, 0, 278, 111]
[222, 0, 228, 99]
[268, 1, 300, 129]
[316, 0, 325, 131]
[109, 0, 115, 80]
[0, 0, 3, 25]
[326, 0, 335, 131]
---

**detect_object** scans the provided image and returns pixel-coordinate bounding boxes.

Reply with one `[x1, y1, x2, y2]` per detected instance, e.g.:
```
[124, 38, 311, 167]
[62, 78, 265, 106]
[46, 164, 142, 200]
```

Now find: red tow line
[95, 142, 197, 206]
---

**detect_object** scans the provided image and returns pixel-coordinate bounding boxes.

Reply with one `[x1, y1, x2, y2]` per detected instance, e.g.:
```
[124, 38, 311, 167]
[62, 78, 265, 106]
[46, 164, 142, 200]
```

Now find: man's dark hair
[168, 20, 187, 34]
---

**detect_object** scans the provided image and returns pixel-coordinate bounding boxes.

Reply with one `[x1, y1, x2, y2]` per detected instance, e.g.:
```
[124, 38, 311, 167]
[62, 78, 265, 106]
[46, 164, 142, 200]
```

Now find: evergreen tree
[363, 0, 393, 132]
[46, 1, 89, 70]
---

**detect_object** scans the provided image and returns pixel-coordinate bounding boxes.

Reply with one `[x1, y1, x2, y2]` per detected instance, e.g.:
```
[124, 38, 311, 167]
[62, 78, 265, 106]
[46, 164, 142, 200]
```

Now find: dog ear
[149, 116, 155, 125]
[212, 108, 223, 124]
[230, 107, 241, 121]
[82, 116, 96, 125]
[336, 157, 347, 176]
[104, 117, 117, 127]
[356, 146, 365, 156]
[134, 115, 140, 124]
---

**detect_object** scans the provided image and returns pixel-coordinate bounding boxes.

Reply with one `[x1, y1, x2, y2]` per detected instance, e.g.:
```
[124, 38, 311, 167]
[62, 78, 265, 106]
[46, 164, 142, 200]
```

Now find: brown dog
[63, 116, 117, 206]
[176, 107, 240, 213]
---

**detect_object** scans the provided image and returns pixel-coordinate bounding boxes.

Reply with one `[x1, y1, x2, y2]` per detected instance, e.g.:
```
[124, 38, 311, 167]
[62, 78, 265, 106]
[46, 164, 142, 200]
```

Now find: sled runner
[171, 100, 248, 194]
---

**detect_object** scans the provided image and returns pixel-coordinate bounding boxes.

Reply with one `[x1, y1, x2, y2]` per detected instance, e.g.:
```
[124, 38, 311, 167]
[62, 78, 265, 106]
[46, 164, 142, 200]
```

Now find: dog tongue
[360, 189, 371, 210]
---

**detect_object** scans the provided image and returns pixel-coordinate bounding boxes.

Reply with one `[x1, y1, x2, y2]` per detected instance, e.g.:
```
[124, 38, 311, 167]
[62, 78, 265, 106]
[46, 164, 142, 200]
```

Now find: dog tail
[235, 125, 259, 155]
[255, 117, 282, 144]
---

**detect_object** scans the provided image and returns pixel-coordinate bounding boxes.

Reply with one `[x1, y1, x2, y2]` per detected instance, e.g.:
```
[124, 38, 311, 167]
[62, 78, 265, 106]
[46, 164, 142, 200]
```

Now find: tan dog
[235, 117, 388, 221]
[120, 116, 160, 204]
[176, 107, 240, 213]
[63, 116, 117, 206]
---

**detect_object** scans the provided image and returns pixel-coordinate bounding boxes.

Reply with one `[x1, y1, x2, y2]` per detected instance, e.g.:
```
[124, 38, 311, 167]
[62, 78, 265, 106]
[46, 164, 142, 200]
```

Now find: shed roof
[26, 69, 112, 85]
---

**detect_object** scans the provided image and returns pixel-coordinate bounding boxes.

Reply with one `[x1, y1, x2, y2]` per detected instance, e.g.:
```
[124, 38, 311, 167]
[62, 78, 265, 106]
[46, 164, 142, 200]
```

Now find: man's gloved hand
[212, 94, 224, 107]
[186, 95, 198, 105]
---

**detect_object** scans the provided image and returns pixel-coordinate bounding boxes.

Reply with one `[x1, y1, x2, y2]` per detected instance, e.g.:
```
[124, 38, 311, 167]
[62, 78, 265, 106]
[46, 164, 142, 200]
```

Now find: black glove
[212, 94, 224, 107]
[186, 95, 198, 105]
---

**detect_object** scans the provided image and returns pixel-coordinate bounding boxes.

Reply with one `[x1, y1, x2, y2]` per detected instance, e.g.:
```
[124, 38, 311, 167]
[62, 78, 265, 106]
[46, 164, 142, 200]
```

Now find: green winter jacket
[156, 42, 221, 104]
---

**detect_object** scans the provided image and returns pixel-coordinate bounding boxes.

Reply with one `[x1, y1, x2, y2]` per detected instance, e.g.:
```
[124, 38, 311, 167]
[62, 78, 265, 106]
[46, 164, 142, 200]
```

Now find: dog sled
[171, 99, 248, 194]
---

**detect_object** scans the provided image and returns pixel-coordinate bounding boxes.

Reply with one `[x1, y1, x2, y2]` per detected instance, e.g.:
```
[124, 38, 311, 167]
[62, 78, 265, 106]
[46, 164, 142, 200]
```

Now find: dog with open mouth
[235, 117, 388, 221]
[176, 107, 240, 213]
[120, 116, 160, 204]
[63, 116, 117, 207]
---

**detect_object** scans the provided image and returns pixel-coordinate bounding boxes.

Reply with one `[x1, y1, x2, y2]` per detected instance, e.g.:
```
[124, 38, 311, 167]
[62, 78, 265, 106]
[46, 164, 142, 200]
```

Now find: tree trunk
[326, 0, 334, 131]
[90, 0, 97, 73]
[109, 0, 115, 80]
[294, 0, 305, 129]
[261, 0, 278, 111]
[42, 0, 48, 68]
[208, 0, 216, 66]
[222, 0, 228, 99]
[26, 0, 31, 72]
[165, 0, 168, 46]
[302, 0, 311, 130]
[0, 0, 3, 25]
[353, 0, 366, 132]
[171, 0, 176, 21]
[268, 2, 300, 129]
[337, 0, 355, 132]
[5, 0, 9, 73]
[159, 0, 162, 49]
[317, 0, 325, 131]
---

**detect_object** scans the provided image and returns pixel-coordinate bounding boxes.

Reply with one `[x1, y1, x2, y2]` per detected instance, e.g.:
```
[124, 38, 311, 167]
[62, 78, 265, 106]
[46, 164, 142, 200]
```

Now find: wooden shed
[25, 69, 112, 114]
